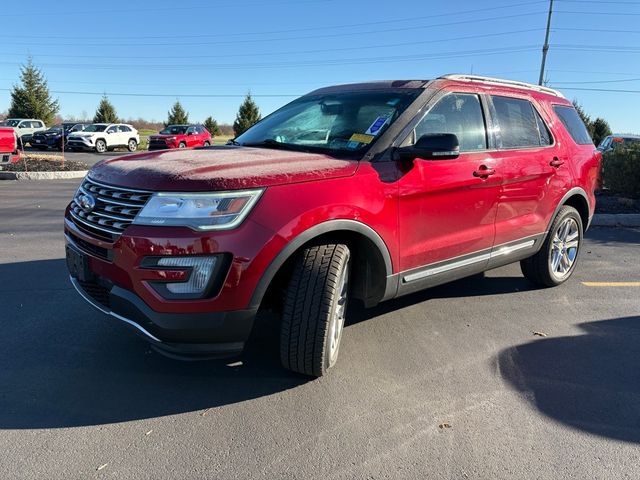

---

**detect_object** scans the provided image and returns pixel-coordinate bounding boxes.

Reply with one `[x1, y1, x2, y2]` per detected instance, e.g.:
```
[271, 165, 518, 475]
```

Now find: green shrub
[601, 144, 640, 198]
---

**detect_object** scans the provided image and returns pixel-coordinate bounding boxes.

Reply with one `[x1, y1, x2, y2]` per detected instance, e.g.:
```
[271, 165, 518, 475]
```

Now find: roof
[306, 75, 566, 99]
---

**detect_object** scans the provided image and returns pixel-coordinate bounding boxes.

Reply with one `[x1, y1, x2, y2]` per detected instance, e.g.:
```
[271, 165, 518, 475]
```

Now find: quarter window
[413, 93, 487, 152]
[491, 96, 547, 148]
[553, 105, 593, 145]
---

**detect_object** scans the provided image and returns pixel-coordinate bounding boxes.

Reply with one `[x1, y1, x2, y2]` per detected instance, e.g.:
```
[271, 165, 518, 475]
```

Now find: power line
[552, 77, 640, 84]
[556, 27, 640, 34]
[0, 1, 547, 40]
[556, 0, 640, 4]
[556, 10, 640, 15]
[0, 88, 300, 98]
[0, 28, 543, 60]
[0, 12, 547, 47]
[0, 45, 540, 71]
[556, 87, 640, 93]
[0, 0, 333, 17]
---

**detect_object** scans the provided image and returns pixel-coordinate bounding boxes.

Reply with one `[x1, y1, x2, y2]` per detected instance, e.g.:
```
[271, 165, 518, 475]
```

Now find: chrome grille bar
[70, 176, 153, 240]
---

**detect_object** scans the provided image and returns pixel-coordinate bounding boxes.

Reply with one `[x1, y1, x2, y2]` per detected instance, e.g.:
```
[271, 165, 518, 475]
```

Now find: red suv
[148, 124, 212, 150]
[65, 75, 601, 377]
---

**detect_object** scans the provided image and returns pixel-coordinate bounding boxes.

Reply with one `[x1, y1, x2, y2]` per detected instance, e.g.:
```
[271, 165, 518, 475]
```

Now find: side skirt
[388, 234, 545, 299]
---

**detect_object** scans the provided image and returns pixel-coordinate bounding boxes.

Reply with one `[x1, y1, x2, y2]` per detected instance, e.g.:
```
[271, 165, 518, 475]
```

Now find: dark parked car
[31, 123, 91, 150]
[597, 134, 640, 152]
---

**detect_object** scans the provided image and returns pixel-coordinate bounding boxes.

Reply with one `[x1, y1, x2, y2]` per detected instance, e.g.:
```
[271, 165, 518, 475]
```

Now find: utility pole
[538, 0, 554, 86]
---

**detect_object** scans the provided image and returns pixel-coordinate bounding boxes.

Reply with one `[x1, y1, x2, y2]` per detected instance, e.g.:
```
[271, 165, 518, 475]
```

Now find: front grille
[1, 154, 9, 163]
[78, 279, 111, 309]
[148, 139, 169, 150]
[67, 232, 112, 261]
[70, 176, 153, 241]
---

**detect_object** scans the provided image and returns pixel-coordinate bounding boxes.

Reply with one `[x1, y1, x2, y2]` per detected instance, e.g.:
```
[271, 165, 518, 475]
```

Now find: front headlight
[133, 189, 263, 230]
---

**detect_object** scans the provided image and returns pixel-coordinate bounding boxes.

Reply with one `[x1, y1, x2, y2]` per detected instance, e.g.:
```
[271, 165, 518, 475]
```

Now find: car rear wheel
[178, 141, 187, 149]
[128, 139, 138, 152]
[203, 140, 211, 147]
[95, 139, 107, 153]
[280, 243, 351, 377]
[520, 205, 583, 287]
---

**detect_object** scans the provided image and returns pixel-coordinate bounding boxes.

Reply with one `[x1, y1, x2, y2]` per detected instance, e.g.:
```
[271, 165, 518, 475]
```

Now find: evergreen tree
[166, 100, 189, 126]
[8, 57, 59, 125]
[591, 117, 612, 146]
[233, 93, 261, 136]
[93, 96, 118, 123]
[203, 116, 221, 136]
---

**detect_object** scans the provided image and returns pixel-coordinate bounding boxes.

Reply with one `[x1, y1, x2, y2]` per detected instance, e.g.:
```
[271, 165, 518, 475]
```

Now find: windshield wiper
[243, 139, 311, 152]
[226, 138, 241, 146]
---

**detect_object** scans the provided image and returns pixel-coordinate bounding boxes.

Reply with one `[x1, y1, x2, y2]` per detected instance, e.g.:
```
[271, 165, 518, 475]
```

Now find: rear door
[397, 90, 501, 292]
[487, 94, 573, 249]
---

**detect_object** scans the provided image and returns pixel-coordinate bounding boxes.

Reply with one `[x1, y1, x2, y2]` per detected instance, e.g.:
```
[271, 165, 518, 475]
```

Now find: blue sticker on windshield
[346, 141, 360, 149]
[365, 116, 389, 136]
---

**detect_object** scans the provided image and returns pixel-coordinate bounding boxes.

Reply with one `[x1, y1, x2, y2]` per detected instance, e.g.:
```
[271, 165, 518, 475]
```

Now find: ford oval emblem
[78, 193, 96, 213]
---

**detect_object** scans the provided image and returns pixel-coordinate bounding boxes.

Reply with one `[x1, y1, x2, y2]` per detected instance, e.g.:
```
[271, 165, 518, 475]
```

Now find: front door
[397, 91, 501, 292]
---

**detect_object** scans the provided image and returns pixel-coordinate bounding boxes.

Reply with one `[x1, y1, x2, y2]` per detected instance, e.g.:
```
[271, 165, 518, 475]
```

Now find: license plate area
[66, 244, 94, 282]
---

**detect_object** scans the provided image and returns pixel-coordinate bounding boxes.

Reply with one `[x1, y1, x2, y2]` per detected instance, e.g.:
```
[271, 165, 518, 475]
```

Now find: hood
[150, 133, 184, 139]
[88, 145, 360, 191]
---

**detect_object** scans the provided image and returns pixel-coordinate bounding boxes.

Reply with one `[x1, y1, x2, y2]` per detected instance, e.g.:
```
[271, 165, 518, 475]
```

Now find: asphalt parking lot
[23, 146, 135, 168]
[1, 178, 639, 479]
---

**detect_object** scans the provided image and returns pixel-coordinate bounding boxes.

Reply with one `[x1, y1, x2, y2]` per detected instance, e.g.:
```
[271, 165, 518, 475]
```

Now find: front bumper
[69, 274, 257, 359]
[67, 137, 93, 149]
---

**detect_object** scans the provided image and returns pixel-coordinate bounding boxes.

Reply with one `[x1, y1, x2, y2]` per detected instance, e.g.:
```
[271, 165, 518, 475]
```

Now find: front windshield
[235, 90, 421, 155]
[83, 124, 107, 133]
[160, 125, 188, 135]
[1, 120, 20, 127]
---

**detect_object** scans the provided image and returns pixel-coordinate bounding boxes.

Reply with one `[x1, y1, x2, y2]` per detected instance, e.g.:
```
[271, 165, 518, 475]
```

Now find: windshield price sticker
[349, 133, 375, 144]
[365, 116, 390, 136]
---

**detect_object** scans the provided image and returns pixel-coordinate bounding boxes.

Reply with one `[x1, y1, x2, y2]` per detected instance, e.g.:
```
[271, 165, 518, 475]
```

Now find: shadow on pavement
[496, 316, 640, 443]
[0, 259, 308, 429]
[347, 272, 540, 327]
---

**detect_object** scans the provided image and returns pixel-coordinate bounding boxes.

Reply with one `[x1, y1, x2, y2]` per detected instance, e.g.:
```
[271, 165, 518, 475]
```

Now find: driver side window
[412, 93, 487, 152]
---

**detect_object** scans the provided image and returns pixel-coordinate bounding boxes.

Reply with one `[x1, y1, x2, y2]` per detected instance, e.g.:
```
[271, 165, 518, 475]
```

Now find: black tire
[520, 205, 583, 287]
[127, 139, 138, 152]
[203, 140, 211, 147]
[95, 139, 107, 153]
[178, 141, 187, 149]
[280, 244, 351, 377]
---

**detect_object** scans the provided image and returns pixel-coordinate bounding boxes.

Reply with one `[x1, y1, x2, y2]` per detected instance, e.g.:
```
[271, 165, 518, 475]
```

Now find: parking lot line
[582, 282, 640, 287]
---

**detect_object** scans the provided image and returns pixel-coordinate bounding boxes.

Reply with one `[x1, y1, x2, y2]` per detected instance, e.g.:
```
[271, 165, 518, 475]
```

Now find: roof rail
[438, 74, 565, 98]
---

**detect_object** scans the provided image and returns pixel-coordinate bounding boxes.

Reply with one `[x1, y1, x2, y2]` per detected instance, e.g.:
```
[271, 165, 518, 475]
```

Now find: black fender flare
[248, 219, 393, 309]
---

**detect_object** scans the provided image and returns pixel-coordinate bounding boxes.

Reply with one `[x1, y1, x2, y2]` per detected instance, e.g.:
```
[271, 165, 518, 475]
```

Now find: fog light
[157, 256, 217, 295]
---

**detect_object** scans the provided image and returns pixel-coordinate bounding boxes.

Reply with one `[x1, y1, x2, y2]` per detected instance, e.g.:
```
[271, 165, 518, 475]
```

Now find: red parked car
[148, 124, 212, 150]
[65, 75, 601, 377]
[0, 127, 20, 166]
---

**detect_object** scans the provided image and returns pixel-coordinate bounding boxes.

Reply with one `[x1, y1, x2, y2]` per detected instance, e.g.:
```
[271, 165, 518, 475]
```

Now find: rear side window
[553, 105, 593, 145]
[491, 96, 545, 148]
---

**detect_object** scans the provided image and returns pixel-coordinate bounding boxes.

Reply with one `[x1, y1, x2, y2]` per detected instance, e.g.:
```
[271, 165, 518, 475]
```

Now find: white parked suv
[67, 123, 140, 153]
[0, 118, 46, 147]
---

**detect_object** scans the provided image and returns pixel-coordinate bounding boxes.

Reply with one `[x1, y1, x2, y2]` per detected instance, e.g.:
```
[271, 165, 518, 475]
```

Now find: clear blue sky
[0, 0, 638, 133]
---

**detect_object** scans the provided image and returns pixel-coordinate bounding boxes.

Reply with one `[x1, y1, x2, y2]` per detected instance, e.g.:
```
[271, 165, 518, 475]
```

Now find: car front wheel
[95, 139, 107, 153]
[280, 243, 351, 377]
[520, 205, 583, 287]
[128, 139, 138, 152]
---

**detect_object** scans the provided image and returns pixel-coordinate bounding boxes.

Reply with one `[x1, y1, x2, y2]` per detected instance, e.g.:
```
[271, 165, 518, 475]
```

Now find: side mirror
[187, 131, 194, 136]
[394, 133, 460, 162]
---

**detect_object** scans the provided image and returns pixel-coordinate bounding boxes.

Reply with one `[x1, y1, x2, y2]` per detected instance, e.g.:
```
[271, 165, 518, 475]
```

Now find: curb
[0, 170, 88, 181]
[591, 214, 640, 227]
